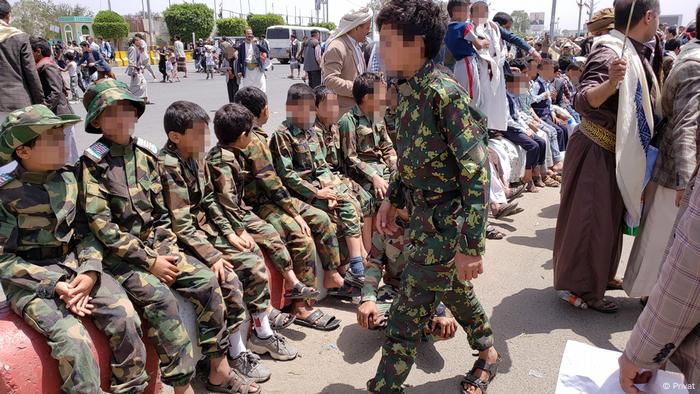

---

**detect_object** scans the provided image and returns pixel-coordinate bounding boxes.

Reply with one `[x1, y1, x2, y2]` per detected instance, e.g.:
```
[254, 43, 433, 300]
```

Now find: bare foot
[324, 270, 345, 289]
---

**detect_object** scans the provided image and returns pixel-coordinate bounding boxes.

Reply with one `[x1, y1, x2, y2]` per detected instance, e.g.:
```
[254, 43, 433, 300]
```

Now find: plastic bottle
[558, 290, 588, 309]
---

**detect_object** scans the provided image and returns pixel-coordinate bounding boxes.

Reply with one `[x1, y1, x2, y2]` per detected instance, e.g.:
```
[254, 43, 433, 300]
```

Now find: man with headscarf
[580, 8, 615, 56]
[321, 7, 372, 115]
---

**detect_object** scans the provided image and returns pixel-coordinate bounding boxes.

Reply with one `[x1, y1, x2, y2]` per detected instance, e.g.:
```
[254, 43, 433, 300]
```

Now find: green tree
[217, 17, 247, 37]
[9, 0, 92, 38]
[246, 13, 285, 37]
[511, 10, 531, 36]
[92, 10, 129, 49]
[308, 22, 336, 31]
[163, 3, 215, 42]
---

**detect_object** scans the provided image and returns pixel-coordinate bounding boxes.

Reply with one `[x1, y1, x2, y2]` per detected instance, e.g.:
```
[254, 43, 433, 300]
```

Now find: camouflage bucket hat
[0, 105, 81, 165]
[83, 78, 145, 134]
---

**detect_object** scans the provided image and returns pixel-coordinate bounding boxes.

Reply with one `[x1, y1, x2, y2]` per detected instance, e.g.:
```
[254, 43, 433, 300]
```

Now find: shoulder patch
[84, 141, 109, 163]
[135, 138, 159, 156]
[163, 153, 180, 168]
[0, 173, 14, 188]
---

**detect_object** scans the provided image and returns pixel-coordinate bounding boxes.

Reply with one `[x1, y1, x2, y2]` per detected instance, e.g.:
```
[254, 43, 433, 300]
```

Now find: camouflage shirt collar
[313, 117, 328, 133]
[16, 164, 58, 184]
[350, 105, 373, 126]
[405, 60, 436, 94]
[284, 119, 307, 137]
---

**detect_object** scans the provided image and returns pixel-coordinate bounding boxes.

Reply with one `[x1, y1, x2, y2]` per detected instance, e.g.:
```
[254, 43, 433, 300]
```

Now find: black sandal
[461, 355, 501, 394]
[283, 282, 320, 300]
[294, 309, 341, 331]
[268, 308, 295, 330]
[206, 369, 261, 393]
[486, 226, 505, 240]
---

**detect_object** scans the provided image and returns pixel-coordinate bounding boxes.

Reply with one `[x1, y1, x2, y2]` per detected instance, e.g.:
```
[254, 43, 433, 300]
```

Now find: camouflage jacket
[269, 119, 336, 201]
[390, 61, 489, 257]
[205, 144, 251, 233]
[384, 107, 398, 144]
[80, 137, 178, 274]
[235, 127, 299, 217]
[0, 165, 103, 310]
[158, 142, 235, 266]
[313, 118, 344, 175]
[337, 105, 397, 183]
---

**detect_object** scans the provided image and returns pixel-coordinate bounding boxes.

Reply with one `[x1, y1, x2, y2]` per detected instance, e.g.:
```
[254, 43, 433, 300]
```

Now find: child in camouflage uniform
[269, 84, 367, 288]
[232, 87, 342, 330]
[312, 85, 376, 255]
[0, 105, 148, 393]
[78, 79, 250, 394]
[338, 72, 397, 214]
[368, 1, 500, 393]
[157, 100, 294, 384]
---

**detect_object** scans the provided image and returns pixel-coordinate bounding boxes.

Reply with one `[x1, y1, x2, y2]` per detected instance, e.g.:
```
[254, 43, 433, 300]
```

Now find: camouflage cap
[0, 105, 81, 165]
[83, 78, 145, 134]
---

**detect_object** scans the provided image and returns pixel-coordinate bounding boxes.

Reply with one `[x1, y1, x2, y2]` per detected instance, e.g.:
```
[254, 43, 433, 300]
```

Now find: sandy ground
[1, 63, 653, 393]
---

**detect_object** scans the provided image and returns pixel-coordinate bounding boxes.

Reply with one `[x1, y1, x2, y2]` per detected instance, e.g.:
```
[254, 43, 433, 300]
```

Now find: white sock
[253, 312, 274, 338]
[229, 330, 246, 359]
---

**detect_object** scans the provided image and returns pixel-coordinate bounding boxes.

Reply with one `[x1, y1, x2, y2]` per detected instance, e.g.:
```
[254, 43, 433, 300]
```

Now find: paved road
[5, 63, 655, 393]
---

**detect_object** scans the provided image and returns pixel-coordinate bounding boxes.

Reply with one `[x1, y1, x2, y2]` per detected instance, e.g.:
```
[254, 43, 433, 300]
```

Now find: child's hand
[371, 174, 389, 200]
[357, 300, 379, 329]
[293, 215, 312, 237]
[64, 272, 97, 307]
[316, 187, 337, 200]
[227, 232, 249, 251]
[211, 258, 233, 283]
[240, 231, 256, 250]
[429, 316, 458, 339]
[149, 255, 180, 285]
[327, 199, 337, 210]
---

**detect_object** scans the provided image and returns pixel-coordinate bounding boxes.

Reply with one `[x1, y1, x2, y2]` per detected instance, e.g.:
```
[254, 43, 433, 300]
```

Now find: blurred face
[566, 68, 581, 84]
[379, 23, 424, 78]
[350, 21, 371, 43]
[360, 82, 387, 120]
[15, 126, 68, 171]
[287, 98, 316, 130]
[168, 120, 210, 160]
[245, 29, 254, 42]
[539, 63, 555, 81]
[317, 93, 340, 124]
[471, 4, 489, 24]
[258, 105, 270, 126]
[386, 85, 398, 110]
[93, 101, 139, 145]
[527, 60, 538, 77]
[451, 4, 470, 21]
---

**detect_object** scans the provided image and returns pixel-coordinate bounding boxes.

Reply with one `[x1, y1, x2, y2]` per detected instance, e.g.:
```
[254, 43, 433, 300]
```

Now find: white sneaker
[248, 333, 298, 361]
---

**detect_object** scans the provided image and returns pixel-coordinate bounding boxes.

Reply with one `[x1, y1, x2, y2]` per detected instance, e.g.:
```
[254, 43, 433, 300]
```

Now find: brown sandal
[206, 369, 261, 393]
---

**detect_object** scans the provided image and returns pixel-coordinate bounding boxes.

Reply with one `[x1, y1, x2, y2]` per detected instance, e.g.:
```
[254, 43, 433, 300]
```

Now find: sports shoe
[248, 332, 298, 361]
[230, 350, 271, 383]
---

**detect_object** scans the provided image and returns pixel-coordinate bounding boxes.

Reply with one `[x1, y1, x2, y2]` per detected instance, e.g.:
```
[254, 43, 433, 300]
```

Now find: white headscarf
[327, 7, 372, 44]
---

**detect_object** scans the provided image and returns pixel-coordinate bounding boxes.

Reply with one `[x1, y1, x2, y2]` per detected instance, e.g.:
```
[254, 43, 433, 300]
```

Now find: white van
[266, 25, 330, 64]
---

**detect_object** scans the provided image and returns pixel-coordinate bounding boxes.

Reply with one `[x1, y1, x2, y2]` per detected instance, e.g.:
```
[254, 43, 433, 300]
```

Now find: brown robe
[553, 38, 656, 305]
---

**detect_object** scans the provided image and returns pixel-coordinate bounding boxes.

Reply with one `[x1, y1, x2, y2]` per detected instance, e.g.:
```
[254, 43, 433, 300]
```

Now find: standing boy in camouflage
[270, 84, 367, 288]
[0, 105, 148, 393]
[78, 79, 246, 394]
[313, 85, 375, 253]
[158, 100, 282, 386]
[368, 1, 500, 393]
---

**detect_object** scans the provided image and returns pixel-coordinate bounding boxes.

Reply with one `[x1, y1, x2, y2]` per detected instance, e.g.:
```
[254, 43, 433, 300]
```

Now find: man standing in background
[303, 29, 323, 89]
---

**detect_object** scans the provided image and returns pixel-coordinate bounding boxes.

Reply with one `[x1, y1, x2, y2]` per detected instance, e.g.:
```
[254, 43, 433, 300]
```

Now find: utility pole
[146, 0, 154, 48]
[107, 0, 112, 10]
[549, 0, 557, 37]
[265, 0, 268, 14]
[576, 0, 584, 36]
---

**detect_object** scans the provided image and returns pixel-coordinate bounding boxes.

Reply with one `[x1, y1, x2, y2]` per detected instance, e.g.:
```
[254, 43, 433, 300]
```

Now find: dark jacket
[235, 40, 268, 78]
[0, 27, 44, 113]
[36, 58, 73, 116]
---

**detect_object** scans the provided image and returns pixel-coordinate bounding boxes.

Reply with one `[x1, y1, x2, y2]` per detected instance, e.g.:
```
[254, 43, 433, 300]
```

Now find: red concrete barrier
[264, 255, 287, 310]
[0, 301, 164, 394]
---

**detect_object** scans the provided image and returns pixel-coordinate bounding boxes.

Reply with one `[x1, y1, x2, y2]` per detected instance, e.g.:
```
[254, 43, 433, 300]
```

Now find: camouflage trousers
[340, 175, 374, 218]
[209, 231, 271, 315]
[356, 163, 393, 214]
[107, 252, 228, 387]
[368, 223, 407, 288]
[368, 197, 494, 393]
[311, 181, 363, 239]
[4, 265, 149, 394]
[179, 240, 248, 333]
[257, 197, 342, 288]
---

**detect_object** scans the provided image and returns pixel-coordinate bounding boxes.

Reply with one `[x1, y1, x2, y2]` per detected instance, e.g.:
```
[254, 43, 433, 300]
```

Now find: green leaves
[308, 22, 336, 31]
[217, 17, 247, 37]
[92, 11, 129, 41]
[9, 0, 92, 38]
[163, 3, 215, 42]
[246, 13, 285, 37]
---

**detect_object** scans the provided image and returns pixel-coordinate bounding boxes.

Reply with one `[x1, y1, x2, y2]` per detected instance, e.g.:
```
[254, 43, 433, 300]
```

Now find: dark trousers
[503, 129, 546, 169]
[227, 78, 239, 103]
[307, 70, 322, 89]
[544, 117, 568, 151]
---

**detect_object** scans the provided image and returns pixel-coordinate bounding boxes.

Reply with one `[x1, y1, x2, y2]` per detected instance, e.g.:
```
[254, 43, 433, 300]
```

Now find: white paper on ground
[555, 340, 689, 394]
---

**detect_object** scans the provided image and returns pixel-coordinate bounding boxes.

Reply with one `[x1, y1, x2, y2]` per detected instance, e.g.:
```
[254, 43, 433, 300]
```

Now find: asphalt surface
[2, 62, 658, 393]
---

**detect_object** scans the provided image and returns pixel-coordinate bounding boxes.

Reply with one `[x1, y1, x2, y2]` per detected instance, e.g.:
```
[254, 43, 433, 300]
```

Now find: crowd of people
[0, 0, 699, 393]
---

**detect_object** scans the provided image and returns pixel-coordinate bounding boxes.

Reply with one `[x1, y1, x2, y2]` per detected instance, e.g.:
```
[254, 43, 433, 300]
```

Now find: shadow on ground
[489, 286, 643, 374]
[539, 204, 560, 219]
[506, 227, 556, 249]
[321, 375, 466, 394]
